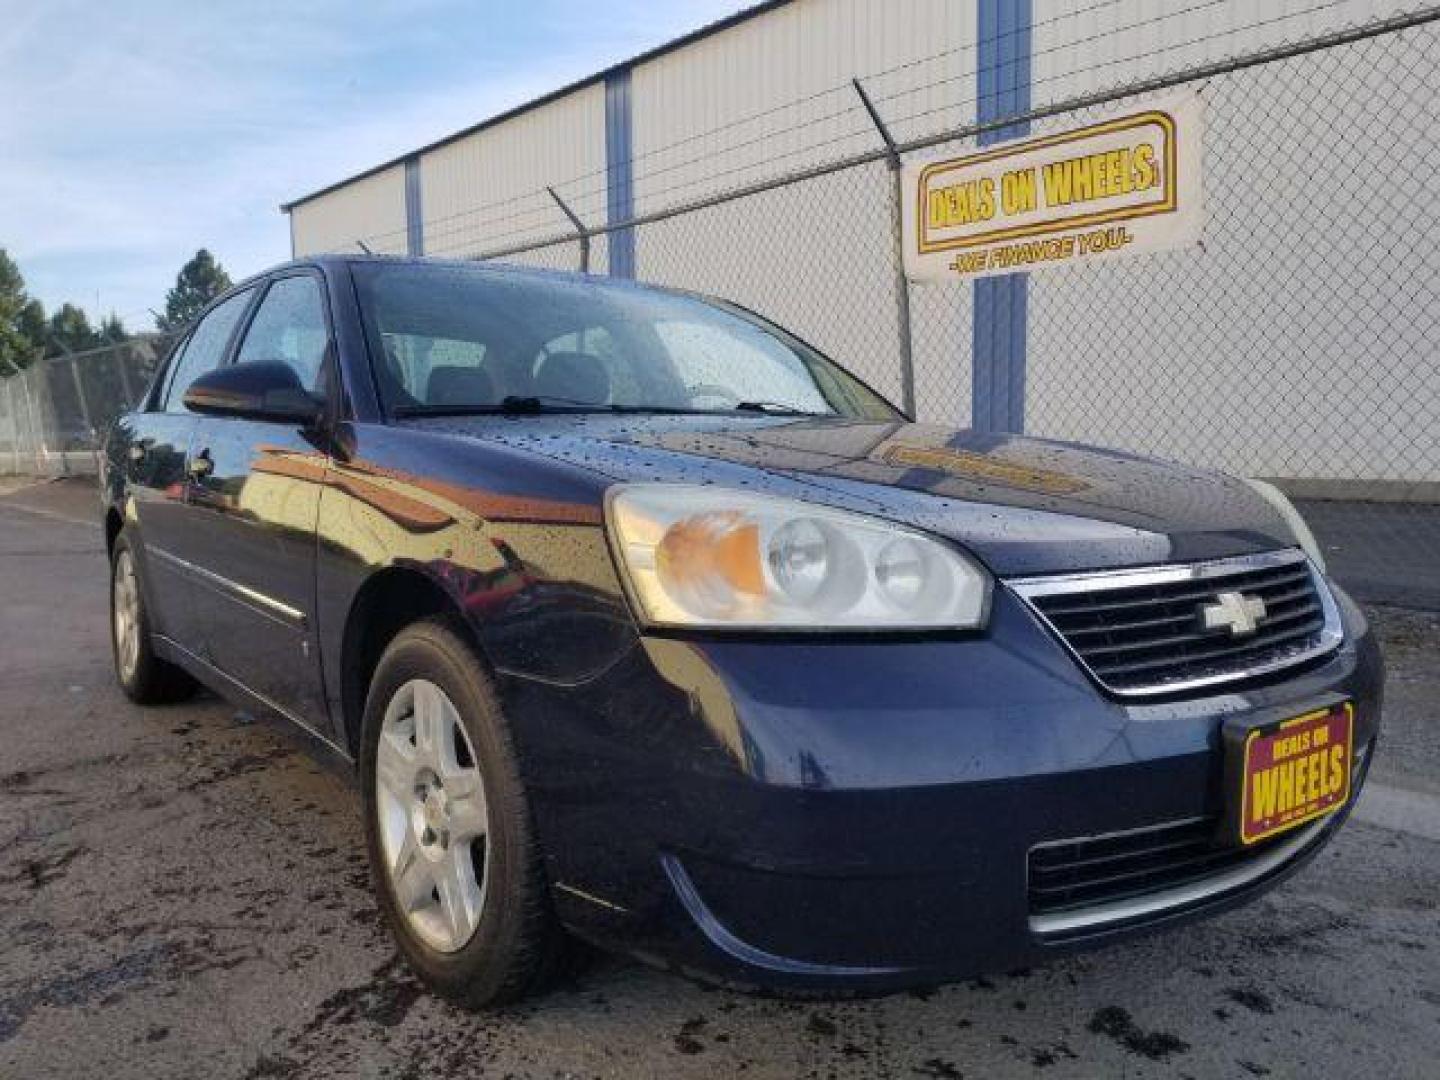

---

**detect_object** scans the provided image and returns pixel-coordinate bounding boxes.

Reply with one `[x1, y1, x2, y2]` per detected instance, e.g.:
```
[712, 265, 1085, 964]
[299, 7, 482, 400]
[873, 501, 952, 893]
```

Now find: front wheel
[110, 532, 196, 705]
[360, 619, 564, 1007]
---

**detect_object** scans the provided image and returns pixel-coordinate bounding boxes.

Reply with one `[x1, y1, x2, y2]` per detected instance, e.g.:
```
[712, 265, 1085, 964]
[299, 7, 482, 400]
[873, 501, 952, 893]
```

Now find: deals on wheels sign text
[902, 92, 1204, 282]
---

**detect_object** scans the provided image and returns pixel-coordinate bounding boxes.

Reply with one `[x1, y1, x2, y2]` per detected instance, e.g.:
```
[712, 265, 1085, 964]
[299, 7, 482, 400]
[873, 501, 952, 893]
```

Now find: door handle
[188, 453, 213, 478]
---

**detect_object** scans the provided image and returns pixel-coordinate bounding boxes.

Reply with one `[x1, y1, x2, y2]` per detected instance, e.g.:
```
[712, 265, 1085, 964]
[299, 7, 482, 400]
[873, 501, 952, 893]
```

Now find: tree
[0, 248, 43, 373]
[16, 299, 46, 347]
[99, 313, 128, 345]
[0, 246, 127, 370]
[47, 302, 101, 354]
[157, 248, 232, 331]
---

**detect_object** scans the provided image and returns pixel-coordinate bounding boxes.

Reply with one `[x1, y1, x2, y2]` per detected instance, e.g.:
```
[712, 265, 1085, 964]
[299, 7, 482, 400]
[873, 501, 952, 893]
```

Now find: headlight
[1244, 479, 1327, 573]
[605, 484, 990, 629]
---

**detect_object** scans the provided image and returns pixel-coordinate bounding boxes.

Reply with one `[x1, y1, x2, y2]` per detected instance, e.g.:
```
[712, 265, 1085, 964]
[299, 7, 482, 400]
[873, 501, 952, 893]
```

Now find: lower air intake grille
[1027, 814, 1326, 937]
[1029, 735, 1369, 938]
[1031, 818, 1262, 917]
[1011, 550, 1342, 697]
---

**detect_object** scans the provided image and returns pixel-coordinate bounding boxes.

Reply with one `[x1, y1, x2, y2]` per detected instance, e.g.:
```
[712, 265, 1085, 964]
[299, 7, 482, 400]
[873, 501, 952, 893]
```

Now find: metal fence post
[548, 187, 591, 274]
[18, 369, 43, 475]
[67, 356, 95, 475]
[853, 78, 916, 417]
[3, 379, 17, 475]
[11, 378, 22, 476]
[116, 344, 136, 409]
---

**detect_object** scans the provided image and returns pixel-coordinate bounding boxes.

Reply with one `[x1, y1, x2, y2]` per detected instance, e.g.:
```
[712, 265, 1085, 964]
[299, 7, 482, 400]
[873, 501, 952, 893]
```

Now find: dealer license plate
[1237, 703, 1353, 845]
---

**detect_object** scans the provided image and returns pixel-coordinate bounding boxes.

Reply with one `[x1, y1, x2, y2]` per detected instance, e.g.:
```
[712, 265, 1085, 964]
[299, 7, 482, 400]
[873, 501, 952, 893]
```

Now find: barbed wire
[402, 2, 1434, 275]
[877, 0, 1366, 135]
[430, 3, 1440, 264]
[345, 0, 1330, 253]
[337, 0, 1141, 248]
[7, 9, 1436, 597]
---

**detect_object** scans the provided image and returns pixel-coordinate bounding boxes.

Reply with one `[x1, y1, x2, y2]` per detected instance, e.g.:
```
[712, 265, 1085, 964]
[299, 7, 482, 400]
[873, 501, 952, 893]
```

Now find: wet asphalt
[1, 477, 1437, 1080]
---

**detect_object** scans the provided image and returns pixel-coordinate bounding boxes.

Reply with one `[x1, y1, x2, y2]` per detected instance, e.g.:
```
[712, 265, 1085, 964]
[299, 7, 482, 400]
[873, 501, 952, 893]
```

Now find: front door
[120, 410, 195, 641]
[181, 272, 333, 732]
[125, 287, 257, 648]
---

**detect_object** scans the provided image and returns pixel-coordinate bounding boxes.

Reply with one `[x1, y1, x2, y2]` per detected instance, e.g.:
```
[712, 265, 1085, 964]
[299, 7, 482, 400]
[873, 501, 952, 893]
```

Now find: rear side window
[162, 288, 255, 412]
[235, 275, 330, 394]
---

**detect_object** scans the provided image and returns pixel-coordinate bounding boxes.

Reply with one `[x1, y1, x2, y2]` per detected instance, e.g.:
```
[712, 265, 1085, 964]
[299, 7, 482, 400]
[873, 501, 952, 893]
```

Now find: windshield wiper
[392, 396, 719, 418]
[498, 394, 608, 413]
[501, 396, 729, 415]
[390, 396, 622, 418]
[390, 404, 503, 418]
[733, 400, 827, 416]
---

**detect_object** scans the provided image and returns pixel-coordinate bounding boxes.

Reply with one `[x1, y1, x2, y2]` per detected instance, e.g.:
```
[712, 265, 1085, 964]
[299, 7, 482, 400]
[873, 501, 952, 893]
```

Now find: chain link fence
[5, 8, 1436, 602]
[0, 337, 170, 477]
[466, 8, 1440, 605]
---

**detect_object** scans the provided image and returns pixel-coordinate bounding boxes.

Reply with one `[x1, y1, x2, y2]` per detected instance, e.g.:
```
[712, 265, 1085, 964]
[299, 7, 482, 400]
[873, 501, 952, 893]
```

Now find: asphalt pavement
[1, 477, 1437, 1080]
[1297, 498, 1440, 610]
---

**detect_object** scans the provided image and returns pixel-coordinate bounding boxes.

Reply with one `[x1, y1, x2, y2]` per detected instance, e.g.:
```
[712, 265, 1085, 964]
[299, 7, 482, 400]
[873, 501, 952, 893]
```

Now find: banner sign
[902, 91, 1204, 282]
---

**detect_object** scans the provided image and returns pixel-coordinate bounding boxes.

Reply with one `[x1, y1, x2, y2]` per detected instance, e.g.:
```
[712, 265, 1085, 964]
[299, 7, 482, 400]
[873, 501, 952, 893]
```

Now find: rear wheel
[110, 532, 196, 704]
[360, 619, 564, 1007]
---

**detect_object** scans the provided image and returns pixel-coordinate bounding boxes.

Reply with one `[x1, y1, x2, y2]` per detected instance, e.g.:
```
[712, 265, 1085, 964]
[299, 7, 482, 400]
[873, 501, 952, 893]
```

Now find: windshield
[352, 262, 900, 420]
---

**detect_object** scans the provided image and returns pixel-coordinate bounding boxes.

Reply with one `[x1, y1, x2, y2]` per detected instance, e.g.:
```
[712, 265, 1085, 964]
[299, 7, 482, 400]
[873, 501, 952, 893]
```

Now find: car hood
[403, 414, 1298, 575]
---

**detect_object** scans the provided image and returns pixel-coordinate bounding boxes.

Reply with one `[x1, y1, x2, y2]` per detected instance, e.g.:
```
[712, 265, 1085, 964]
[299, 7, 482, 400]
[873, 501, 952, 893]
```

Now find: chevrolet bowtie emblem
[1200, 590, 1268, 637]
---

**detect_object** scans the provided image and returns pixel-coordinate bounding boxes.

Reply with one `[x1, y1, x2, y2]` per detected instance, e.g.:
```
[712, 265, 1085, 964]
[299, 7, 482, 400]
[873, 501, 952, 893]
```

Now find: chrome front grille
[1010, 550, 1342, 698]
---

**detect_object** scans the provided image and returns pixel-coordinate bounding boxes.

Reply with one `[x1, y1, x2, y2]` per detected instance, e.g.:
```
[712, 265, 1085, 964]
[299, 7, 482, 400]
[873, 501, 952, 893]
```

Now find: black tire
[360, 618, 565, 1007]
[110, 530, 197, 705]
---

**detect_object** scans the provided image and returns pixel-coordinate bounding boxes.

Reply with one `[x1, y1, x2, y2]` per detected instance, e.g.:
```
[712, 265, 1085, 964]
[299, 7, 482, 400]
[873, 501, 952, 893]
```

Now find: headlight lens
[606, 484, 990, 629]
[1244, 479, 1327, 573]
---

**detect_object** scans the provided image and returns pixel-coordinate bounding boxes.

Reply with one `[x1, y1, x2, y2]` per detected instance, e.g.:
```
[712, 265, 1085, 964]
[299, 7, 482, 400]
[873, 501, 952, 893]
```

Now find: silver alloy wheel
[375, 678, 491, 953]
[113, 549, 141, 683]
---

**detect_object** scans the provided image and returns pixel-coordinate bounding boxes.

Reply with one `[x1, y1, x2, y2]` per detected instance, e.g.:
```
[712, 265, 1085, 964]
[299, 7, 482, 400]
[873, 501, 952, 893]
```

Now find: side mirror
[184, 361, 322, 425]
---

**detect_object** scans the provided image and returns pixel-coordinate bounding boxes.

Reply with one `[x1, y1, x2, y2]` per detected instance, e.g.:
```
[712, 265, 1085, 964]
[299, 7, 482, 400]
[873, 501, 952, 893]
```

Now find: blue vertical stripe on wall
[972, 0, 1032, 433]
[605, 68, 636, 279]
[404, 157, 424, 256]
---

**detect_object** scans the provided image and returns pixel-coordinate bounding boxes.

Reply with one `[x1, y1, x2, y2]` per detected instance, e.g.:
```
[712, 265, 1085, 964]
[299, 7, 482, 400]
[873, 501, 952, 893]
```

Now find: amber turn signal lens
[656, 513, 764, 598]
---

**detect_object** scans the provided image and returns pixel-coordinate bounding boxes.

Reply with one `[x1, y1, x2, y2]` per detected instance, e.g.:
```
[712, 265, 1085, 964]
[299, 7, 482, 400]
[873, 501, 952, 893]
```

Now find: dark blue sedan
[100, 256, 1381, 1005]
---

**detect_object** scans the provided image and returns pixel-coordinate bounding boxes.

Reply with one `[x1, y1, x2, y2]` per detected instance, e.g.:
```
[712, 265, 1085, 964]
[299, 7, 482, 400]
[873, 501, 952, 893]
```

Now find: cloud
[0, 0, 746, 327]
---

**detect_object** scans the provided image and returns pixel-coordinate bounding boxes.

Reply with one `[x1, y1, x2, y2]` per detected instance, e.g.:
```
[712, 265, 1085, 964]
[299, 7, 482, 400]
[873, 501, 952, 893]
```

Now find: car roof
[179, 256, 722, 343]
[289, 254, 660, 293]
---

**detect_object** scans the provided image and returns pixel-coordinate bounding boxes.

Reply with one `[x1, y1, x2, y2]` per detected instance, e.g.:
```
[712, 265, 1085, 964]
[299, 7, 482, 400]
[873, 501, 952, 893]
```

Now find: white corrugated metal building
[283, 0, 1438, 488]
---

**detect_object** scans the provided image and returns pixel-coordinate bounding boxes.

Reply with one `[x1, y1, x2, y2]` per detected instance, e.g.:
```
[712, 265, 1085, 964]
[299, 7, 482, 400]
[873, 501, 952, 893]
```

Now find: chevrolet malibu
[101, 256, 1381, 1006]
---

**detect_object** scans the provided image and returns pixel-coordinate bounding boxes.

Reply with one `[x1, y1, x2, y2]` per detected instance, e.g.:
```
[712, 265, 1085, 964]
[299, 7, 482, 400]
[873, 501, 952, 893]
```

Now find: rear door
[181, 271, 334, 731]
[123, 288, 257, 645]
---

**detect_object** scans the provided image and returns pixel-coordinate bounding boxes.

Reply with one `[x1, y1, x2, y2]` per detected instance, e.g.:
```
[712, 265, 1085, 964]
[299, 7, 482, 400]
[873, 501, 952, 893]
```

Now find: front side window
[162, 288, 255, 412]
[235, 275, 330, 394]
[352, 263, 898, 420]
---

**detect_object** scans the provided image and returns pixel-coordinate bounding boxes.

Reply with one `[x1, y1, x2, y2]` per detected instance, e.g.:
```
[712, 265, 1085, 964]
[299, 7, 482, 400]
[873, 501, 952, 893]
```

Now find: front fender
[313, 425, 636, 750]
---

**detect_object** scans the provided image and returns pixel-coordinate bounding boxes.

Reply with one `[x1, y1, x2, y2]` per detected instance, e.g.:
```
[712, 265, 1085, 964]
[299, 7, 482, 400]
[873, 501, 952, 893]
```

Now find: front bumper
[505, 577, 1383, 992]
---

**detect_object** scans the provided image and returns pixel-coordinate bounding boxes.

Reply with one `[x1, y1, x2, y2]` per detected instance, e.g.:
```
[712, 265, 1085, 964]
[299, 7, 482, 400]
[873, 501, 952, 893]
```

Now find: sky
[0, 0, 748, 331]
